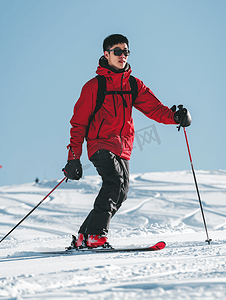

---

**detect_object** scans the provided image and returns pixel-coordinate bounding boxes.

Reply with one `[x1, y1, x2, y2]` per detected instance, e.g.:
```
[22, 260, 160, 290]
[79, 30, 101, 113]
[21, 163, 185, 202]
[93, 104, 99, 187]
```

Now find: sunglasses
[107, 47, 130, 56]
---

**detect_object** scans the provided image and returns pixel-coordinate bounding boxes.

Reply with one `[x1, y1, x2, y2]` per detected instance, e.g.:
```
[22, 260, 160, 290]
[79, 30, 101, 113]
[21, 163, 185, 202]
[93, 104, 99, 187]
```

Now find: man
[63, 34, 191, 249]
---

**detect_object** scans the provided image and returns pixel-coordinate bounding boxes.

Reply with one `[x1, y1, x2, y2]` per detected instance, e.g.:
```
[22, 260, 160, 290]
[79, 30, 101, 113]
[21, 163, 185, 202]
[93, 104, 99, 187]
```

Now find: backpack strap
[128, 75, 138, 105]
[85, 74, 138, 139]
[104, 75, 138, 106]
[85, 75, 106, 139]
[94, 75, 107, 114]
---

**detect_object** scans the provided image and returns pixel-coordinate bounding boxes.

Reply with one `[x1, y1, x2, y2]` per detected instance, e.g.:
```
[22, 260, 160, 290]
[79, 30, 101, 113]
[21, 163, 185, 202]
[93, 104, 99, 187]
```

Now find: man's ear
[104, 51, 109, 59]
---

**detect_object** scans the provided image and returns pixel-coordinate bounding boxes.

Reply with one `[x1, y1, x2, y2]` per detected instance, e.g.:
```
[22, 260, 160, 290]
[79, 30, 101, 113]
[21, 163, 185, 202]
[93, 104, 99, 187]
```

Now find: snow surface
[0, 170, 226, 299]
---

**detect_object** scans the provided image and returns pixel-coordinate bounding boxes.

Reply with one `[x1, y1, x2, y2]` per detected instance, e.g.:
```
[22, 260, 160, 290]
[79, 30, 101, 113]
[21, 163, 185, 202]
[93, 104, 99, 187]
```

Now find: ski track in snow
[0, 170, 226, 299]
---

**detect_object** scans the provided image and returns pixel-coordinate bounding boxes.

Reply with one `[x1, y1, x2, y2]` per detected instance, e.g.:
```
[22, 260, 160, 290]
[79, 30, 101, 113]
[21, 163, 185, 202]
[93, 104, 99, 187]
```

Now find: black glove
[171, 104, 192, 128]
[62, 159, 82, 180]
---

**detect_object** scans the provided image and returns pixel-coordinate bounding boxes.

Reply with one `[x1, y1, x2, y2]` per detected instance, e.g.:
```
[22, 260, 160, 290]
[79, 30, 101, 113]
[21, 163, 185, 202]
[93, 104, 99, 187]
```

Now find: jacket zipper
[119, 74, 126, 155]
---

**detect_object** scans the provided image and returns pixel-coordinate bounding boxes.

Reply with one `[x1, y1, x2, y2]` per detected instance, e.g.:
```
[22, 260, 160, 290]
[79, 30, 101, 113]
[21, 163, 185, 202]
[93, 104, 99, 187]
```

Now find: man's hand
[171, 104, 192, 128]
[62, 159, 83, 180]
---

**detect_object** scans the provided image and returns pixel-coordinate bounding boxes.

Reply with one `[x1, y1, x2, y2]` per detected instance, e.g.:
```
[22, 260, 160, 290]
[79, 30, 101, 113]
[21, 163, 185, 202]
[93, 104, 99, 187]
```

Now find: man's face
[104, 43, 129, 70]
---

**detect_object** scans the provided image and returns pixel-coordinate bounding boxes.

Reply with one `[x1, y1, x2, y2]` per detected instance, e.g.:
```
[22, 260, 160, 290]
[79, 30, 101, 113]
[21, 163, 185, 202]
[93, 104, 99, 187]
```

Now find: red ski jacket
[68, 57, 177, 161]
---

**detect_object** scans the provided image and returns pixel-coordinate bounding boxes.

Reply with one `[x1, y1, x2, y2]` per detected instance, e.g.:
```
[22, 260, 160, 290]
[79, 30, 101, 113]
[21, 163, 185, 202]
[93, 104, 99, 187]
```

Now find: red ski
[41, 241, 166, 255]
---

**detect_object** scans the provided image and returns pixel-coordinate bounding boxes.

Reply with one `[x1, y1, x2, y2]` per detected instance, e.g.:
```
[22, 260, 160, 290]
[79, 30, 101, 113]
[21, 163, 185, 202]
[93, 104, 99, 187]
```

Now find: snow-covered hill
[1, 170, 226, 299]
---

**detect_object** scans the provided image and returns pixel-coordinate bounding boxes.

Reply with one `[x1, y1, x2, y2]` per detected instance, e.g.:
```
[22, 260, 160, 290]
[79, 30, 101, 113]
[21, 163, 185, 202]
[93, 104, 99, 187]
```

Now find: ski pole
[0, 176, 67, 244]
[183, 128, 212, 244]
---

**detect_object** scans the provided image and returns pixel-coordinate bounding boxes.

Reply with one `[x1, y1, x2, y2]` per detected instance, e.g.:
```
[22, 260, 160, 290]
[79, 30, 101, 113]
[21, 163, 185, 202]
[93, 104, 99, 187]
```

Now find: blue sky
[1, 0, 225, 186]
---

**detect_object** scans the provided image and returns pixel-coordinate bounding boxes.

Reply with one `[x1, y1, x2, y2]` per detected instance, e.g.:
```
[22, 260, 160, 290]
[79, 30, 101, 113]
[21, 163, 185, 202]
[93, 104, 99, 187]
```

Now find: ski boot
[86, 234, 112, 249]
[66, 234, 113, 250]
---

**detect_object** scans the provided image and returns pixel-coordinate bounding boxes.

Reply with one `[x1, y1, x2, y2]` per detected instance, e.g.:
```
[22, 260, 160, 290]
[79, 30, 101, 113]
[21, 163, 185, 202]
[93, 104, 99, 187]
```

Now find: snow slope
[0, 170, 226, 299]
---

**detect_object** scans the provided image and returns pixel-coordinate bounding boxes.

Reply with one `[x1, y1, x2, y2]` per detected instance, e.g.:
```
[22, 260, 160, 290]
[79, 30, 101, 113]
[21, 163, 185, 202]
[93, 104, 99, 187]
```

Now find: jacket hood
[96, 56, 132, 88]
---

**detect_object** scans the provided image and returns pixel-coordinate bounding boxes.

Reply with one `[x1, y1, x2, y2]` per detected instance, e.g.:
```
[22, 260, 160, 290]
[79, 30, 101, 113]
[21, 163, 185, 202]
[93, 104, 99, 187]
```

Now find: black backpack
[85, 75, 138, 139]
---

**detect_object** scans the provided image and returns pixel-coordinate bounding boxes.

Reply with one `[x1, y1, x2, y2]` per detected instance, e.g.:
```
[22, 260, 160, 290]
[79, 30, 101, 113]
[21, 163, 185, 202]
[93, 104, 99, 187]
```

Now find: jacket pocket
[97, 119, 105, 139]
[113, 94, 117, 117]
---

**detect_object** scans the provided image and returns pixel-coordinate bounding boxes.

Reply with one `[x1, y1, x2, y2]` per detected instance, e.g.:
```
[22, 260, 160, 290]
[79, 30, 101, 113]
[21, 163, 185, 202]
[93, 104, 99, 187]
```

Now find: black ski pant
[78, 149, 129, 236]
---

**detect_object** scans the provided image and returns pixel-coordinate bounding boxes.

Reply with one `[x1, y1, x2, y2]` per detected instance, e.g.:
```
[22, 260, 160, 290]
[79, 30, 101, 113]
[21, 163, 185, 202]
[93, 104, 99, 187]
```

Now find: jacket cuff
[67, 145, 81, 160]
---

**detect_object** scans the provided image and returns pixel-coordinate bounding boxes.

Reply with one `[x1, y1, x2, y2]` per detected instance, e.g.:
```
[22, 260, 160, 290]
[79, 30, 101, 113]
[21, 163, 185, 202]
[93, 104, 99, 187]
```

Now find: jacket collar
[96, 56, 132, 88]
